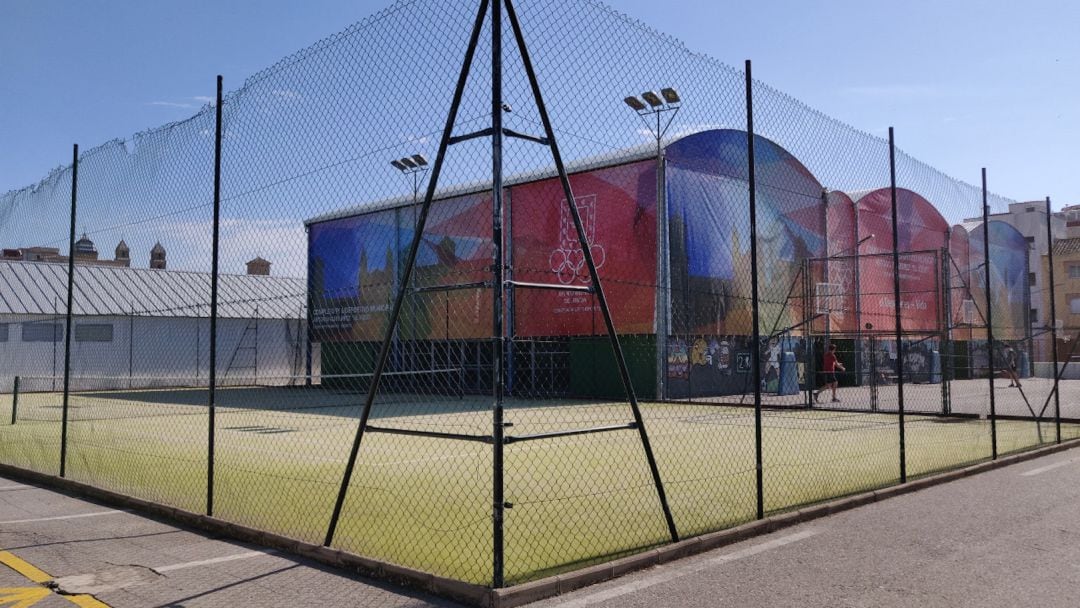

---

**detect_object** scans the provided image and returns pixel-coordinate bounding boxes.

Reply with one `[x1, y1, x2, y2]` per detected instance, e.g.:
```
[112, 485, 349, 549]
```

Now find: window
[1071, 296, 1080, 315]
[1029, 272, 1037, 287]
[1025, 236, 1036, 249]
[1031, 309, 1038, 324]
[1027, 206, 1036, 213]
[75, 323, 113, 342]
[22, 323, 62, 342]
[1069, 264, 1080, 280]
[0, 324, 7, 342]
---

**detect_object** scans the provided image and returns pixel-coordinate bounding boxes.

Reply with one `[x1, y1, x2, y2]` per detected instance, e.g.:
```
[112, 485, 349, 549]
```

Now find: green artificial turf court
[0, 381, 1072, 585]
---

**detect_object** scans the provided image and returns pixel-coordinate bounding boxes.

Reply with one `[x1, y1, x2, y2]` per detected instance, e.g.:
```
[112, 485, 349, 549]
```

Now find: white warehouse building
[0, 260, 311, 393]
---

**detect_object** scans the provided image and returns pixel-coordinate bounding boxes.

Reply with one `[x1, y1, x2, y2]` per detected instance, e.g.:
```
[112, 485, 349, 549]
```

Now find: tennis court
[2, 375, 1074, 584]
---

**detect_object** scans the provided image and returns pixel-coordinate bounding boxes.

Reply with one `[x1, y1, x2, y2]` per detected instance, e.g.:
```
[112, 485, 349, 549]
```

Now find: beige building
[1042, 237, 1080, 374]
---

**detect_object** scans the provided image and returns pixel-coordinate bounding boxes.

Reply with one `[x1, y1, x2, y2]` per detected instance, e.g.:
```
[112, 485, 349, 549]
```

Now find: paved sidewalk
[532, 446, 1080, 608]
[0, 476, 459, 607]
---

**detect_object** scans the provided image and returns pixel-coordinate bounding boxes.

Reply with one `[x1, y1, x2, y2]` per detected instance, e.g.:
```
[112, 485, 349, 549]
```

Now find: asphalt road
[534, 446, 1080, 608]
[2, 446, 1080, 607]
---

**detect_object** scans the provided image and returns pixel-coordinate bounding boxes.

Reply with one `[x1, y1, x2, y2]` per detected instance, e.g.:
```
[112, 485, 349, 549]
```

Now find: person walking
[814, 343, 845, 403]
[1004, 344, 1022, 389]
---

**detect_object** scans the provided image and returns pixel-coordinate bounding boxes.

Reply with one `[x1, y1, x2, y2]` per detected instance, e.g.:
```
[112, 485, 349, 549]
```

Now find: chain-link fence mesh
[2, 0, 1077, 589]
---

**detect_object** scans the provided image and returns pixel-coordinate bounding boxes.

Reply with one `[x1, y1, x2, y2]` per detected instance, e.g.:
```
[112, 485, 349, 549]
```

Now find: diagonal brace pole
[323, 0, 491, 548]
[504, 0, 679, 543]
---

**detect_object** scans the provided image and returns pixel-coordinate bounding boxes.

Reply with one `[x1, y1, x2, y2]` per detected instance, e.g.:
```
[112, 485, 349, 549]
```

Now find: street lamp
[624, 88, 681, 401]
[390, 153, 429, 367]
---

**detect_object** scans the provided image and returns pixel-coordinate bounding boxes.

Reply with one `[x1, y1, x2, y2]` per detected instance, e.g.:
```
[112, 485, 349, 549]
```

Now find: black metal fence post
[10, 376, 18, 425]
[60, 143, 79, 478]
[207, 75, 224, 516]
[490, 0, 507, 588]
[888, 128, 906, 484]
[746, 60, 765, 519]
[1045, 196, 1061, 443]
[982, 168, 997, 459]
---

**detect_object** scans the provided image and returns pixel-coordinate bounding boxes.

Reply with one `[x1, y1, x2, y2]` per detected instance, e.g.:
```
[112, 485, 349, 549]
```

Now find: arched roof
[849, 188, 950, 254]
[665, 129, 821, 200]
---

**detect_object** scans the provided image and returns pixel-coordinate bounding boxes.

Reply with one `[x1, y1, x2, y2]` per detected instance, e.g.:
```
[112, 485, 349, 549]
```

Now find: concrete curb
[2, 437, 1078, 608]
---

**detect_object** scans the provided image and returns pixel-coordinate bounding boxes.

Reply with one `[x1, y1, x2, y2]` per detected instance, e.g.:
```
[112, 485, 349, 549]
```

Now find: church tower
[115, 240, 130, 267]
[150, 242, 166, 270]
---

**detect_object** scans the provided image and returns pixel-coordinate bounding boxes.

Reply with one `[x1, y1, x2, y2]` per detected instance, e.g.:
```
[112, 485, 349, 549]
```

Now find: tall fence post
[982, 168, 997, 459]
[1045, 196, 1060, 443]
[60, 143, 79, 478]
[888, 128, 906, 484]
[207, 75, 224, 516]
[746, 60, 764, 519]
[490, 0, 507, 587]
[10, 376, 18, 425]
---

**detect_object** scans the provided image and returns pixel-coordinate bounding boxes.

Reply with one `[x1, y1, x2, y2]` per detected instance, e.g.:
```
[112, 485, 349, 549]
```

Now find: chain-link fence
[1, 0, 1076, 589]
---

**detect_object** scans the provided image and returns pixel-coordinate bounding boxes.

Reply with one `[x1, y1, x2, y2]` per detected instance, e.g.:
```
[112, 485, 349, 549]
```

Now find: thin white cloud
[149, 101, 196, 109]
[192, 96, 214, 103]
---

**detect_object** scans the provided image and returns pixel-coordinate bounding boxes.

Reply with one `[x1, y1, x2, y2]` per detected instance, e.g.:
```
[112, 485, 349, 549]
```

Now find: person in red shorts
[814, 342, 845, 403]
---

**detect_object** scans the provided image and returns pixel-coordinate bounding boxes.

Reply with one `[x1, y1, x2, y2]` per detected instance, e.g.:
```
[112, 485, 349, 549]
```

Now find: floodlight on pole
[624, 96, 647, 111]
[622, 86, 682, 402]
[411, 154, 429, 167]
[641, 91, 663, 107]
[390, 160, 407, 171]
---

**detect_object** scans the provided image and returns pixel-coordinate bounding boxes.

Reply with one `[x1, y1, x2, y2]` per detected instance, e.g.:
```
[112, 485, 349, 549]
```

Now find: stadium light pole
[391, 155, 429, 367]
[624, 88, 680, 401]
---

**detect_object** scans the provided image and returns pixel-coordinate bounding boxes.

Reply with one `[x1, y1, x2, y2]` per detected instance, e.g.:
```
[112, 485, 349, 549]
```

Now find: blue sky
[2, 0, 1078, 206]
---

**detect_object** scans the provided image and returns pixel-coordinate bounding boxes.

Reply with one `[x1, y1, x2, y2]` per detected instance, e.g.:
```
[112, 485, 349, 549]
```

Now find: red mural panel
[853, 188, 948, 333]
[510, 159, 658, 336]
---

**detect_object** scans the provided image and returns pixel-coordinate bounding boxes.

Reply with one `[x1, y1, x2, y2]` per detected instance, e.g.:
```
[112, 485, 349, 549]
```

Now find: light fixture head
[399, 157, 418, 169]
[661, 87, 681, 104]
[641, 91, 663, 107]
[411, 154, 429, 167]
[390, 160, 407, 172]
[623, 96, 647, 111]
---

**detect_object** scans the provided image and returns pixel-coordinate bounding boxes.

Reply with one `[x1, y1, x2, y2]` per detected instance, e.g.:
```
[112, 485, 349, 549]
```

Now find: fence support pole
[746, 60, 765, 519]
[60, 143, 78, 478]
[490, 0, 507, 588]
[982, 168, 997, 459]
[888, 128, 906, 484]
[1045, 196, 1060, 443]
[207, 75, 224, 516]
[11, 376, 18, 425]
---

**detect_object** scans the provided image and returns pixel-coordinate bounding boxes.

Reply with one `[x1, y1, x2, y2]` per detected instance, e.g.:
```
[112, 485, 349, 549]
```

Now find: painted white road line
[0, 485, 32, 491]
[1020, 457, 1080, 477]
[153, 550, 276, 573]
[0, 510, 127, 525]
[558, 529, 821, 607]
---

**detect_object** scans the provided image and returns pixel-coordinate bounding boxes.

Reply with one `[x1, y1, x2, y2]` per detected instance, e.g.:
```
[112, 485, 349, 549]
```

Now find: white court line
[557, 529, 821, 607]
[0, 509, 127, 525]
[1020, 457, 1080, 477]
[153, 550, 276, 573]
[0, 485, 31, 491]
